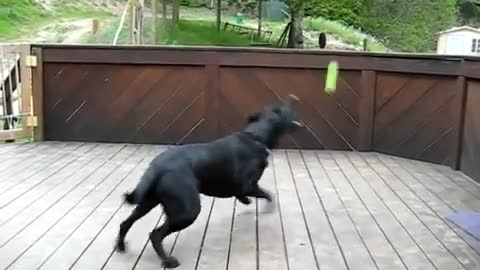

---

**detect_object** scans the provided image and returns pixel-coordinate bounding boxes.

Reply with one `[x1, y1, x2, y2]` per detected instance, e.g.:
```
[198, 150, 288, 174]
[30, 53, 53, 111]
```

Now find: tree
[458, 0, 480, 25]
[360, 0, 457, 52]
[172, 0, 180, 23]
[285, 0, 305, 48]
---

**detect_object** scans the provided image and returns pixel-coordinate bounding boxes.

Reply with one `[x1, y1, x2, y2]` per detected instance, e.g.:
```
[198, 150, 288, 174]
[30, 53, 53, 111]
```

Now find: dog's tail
[123, 167, 159, 205]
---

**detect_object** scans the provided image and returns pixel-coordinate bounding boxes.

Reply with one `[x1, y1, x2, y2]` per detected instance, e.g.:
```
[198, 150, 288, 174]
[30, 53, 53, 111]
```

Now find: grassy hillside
[0, 0, 48, 38]
[0, 0, 114, 40]
[91, 18, 256, 46]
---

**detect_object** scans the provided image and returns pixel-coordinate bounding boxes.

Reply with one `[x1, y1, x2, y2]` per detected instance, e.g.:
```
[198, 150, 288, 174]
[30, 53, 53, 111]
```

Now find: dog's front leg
[248, 185, 272, 201]
[247, 185, 276, 213]
[236, 195, 252, 205]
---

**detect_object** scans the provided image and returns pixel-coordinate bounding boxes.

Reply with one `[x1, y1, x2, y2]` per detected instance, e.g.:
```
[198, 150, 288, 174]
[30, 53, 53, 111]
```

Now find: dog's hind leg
[115, 198, 158, 252]
[150, 175, 201, 268]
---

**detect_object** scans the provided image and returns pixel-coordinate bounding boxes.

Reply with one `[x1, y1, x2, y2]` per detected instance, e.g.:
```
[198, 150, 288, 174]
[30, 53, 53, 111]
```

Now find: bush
[301, 0, 457, 52]
[305, 0, 364, 27]
[359, 0, 457, 52]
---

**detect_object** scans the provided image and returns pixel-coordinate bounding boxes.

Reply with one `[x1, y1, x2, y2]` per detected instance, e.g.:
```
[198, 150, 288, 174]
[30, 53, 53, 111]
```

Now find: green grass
[0, 0, 49, 39]
[225, 15, 388, 51]
[158, 20, 253, 46]
[54, 0, 114, 18]
[93, 18, 255, 46]
[0, 0, 114, 41]
[303, 17, 388, 52]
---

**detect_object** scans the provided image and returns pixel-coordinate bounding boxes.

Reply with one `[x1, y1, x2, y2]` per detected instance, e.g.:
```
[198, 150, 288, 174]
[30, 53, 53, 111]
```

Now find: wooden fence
[28, 44, 480, 182]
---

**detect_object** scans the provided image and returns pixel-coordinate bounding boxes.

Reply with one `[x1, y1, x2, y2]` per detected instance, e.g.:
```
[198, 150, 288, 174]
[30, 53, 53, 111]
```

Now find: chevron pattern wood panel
[218, 67, 362, 149]
[43, 64, 214, 144]
[373, 72, 458, 165]
[460, 80, 480, 183]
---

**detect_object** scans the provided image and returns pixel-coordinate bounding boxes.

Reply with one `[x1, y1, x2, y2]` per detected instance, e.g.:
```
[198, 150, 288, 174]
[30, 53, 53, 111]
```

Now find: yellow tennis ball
[325, 61, 338, 95]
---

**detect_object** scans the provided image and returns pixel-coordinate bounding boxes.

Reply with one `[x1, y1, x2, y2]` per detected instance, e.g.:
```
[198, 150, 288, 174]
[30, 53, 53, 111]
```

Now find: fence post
[30, 47, 44, 141]
[452, 75, 467, 170]
[358, 70, 376, 151]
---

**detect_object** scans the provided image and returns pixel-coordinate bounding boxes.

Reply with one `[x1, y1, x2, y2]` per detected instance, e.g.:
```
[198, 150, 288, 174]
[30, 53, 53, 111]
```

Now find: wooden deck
[0, 141, 479, 270]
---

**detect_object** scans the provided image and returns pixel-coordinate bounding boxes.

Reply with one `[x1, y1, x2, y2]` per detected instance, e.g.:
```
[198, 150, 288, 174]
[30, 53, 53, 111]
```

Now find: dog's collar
[240, 132, 272, 154]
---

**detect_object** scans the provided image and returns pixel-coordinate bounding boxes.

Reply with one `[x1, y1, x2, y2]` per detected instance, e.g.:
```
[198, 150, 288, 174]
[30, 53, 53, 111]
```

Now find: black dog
[115, 94, 302, 268]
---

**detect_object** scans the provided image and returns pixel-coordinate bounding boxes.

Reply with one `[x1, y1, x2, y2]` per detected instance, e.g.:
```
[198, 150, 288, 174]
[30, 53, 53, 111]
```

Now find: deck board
[0, 142, 479, 270]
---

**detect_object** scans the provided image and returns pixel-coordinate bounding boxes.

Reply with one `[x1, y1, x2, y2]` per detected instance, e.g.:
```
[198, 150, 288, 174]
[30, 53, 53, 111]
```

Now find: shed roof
[439, 25, 480, 35]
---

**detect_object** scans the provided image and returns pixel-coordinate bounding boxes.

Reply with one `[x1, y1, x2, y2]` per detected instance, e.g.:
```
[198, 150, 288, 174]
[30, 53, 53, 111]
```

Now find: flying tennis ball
[325, 61, 339, 95]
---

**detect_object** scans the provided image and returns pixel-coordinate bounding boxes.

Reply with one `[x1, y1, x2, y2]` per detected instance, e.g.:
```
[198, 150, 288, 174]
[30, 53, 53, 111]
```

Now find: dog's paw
[115, 239, 127, 253]
[162, 256, 180, 268]
[237, 196, 252, 205]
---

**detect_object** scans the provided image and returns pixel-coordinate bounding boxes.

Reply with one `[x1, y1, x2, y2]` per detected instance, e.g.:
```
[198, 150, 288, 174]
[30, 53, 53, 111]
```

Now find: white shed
[437, 26, 480, 55]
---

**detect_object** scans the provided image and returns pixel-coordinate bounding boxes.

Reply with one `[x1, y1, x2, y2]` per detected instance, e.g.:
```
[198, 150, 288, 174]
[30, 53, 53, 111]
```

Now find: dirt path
[13, 18, 101, 44]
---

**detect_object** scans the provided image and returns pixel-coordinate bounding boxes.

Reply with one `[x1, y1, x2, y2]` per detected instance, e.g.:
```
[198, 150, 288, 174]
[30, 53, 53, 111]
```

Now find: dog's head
[244, 94, 303, 148]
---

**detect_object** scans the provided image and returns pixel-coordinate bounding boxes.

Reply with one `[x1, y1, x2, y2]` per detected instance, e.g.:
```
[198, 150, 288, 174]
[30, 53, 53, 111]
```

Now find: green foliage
[300, 0, 457, 52]
[359, 0, 457, 52]
[457, 0, 480, 25]
[0, 0, 48, 38]
[0, 0, 114, 40]
[95, 17, 253, 46]
[304, 0, 364, 26]
[303, 17, 388, 51]
[159, 20, 252, 45]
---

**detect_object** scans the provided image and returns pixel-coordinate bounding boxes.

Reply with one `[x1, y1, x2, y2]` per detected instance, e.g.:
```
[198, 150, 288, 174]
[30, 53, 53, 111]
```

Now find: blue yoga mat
[447, 211, 480, 241]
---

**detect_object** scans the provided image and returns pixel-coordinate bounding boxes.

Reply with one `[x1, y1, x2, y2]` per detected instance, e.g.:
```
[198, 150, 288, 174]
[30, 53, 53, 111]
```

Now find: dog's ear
[247, 112, 261, 123]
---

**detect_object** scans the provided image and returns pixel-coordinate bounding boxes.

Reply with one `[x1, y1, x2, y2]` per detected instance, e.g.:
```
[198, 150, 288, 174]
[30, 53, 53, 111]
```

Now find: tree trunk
[172, 0, 180, 23]
[287, 1, 304, 48]
[152, 0, 158, 43]
[162, 0, 167, 21]
[216, 0, 221, 31]
[257, 0, 263, 39]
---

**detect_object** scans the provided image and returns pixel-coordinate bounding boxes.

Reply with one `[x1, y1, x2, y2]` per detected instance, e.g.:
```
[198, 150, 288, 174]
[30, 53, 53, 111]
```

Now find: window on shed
[472, 38, 480, 53]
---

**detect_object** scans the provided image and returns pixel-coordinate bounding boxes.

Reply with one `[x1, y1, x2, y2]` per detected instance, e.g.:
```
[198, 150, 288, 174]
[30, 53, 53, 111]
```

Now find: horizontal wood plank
[0, 142, 478, 270]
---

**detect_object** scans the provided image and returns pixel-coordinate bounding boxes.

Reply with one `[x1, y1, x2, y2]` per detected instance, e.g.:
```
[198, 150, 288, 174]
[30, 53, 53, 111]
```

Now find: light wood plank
[0, 143, 96, 208]
[0, 144, 135, 269]
[227, 199, 256, 270]
[429, 162, 480, 200]
[286, 150, 348, 270]
[0, 142, 66, 174]
[257, 157, 288, 270]
[302, 151, 378, 270]
[377, 154, 480, 269]
[0, 141, 40, 156]
[318, 151, 406, 270]
[362, 153, 465, 270]
[69, 194, 159, 270]
[195, 197, 235, 270]
[335, 151, 437, 270]
[69, 147, 165, 270]
[0, 142, 77, 187]
[5, 145, 149, 269]
[34, 145, 161, 270]
[0, 144, 123, 241]
[0, 143, 111, 225]
[0, 142, 64, 181]
[273, 150, 319, 270]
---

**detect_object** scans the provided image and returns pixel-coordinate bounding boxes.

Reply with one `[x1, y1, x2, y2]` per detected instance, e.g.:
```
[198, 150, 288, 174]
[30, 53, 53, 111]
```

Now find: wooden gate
[0, 44, 35, 142]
